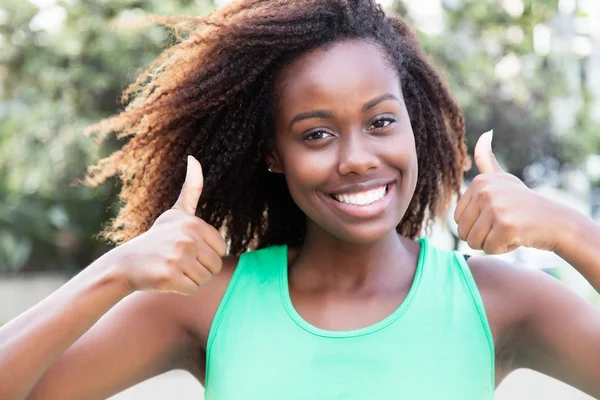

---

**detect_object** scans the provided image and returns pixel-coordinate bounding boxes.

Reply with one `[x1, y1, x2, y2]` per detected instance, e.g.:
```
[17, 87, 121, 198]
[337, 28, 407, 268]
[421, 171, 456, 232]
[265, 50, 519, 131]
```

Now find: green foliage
[0, 0, 214, 273]
[394, 0, 599, 181]
[1, 0, 598, 272]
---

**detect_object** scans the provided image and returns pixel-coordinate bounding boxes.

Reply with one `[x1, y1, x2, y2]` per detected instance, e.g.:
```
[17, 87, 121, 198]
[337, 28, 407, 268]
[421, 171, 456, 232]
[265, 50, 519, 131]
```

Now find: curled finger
[183, 261, 213, 287]
[466, 212, 493, 250]
[456, 201, 480, 240]
[196, 239, 224, 275]
[171, 272, 200, 296]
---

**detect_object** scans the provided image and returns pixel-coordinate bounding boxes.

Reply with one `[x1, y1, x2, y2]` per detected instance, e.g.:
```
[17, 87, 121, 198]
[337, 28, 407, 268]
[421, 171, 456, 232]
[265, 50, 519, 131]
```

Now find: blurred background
[0, 0, 599, 398]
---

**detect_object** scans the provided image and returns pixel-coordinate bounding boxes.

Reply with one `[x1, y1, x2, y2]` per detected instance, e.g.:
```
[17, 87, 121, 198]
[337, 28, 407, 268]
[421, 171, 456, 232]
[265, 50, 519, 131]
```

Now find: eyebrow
[288, 93, 401, 131]
[362, 93, 400, 112]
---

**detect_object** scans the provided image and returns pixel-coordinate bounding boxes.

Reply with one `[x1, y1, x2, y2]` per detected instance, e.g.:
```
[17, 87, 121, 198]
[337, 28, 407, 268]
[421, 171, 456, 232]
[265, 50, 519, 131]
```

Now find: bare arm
[456, 132, 600, 396]
[0, 250, 235, 400]
[513, 210, 600, 396]
[553, 210, 600, 291]
[468, 255, 600, 398]
[27, 275, 204, 400]
[0, 252, 131, 399]
[29, 255, 238, 400]
[0, 156, 228, 400]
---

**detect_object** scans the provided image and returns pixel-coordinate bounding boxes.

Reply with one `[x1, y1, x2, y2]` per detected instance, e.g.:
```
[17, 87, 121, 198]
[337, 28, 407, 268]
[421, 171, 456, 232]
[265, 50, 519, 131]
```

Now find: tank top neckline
[279, 237, 428, 338]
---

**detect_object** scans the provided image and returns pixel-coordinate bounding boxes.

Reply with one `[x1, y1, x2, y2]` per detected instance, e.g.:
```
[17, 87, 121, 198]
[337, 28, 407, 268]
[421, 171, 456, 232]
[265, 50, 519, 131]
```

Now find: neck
[289, 221, 419, 294]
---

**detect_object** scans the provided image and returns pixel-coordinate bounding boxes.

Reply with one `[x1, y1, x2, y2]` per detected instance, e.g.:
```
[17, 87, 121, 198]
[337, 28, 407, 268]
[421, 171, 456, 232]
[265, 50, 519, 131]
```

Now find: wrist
[552, 205, 590, 255]
[88, 248, 136, 298]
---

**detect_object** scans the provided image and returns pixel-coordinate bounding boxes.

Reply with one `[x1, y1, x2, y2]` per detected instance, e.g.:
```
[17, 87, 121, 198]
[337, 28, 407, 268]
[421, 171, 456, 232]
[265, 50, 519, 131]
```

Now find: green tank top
[204, 237, 495, 399]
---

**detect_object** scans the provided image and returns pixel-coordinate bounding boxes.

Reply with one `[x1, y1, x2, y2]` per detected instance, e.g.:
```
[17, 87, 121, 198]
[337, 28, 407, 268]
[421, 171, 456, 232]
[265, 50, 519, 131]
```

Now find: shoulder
[465, 254, 571, 325]
[161, 254, 241, 352]
[464, 254, 594, 379]
[181, 245, 287, 344]
[466, 254, 600, 395]
[465, 255, 536, 325]
[461, 256, 537, 381]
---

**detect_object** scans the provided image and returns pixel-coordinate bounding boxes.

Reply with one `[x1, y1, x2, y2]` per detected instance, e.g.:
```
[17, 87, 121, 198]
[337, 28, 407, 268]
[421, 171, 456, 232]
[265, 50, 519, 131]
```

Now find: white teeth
[333, 185, 387, 206]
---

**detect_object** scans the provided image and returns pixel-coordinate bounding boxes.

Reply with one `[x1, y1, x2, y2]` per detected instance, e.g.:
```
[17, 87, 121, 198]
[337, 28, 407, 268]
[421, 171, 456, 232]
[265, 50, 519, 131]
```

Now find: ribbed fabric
[204, 237, 494, 399]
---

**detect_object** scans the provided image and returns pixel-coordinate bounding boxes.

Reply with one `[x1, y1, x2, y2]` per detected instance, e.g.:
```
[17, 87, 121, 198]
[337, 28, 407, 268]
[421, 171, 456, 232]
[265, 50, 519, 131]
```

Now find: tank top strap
[206, 245, 287, 355]
[406, 238, 495, 388]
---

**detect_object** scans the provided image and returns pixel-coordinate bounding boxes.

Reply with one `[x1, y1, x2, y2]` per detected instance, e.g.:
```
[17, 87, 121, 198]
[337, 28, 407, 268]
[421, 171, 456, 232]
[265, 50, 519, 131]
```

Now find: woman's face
[270, 39, 418, 244]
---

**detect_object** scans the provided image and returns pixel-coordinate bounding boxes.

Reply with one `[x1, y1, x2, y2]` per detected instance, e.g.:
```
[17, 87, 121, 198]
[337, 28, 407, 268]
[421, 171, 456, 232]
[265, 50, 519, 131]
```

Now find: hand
[109, 155, 227, 295]
[454, 130, 563, 254]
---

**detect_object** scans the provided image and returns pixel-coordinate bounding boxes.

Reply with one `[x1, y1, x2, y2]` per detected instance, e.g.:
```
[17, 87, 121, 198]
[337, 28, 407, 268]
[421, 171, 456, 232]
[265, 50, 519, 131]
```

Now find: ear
[264, 148, 284, 173]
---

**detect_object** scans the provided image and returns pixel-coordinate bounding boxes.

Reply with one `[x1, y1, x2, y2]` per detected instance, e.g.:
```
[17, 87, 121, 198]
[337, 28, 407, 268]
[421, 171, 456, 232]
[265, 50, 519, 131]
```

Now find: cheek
[383, 130, 418, 191]
[384, 129, 417, 166]
[280, 146, 333, 203]
[403, 138, 419, 192]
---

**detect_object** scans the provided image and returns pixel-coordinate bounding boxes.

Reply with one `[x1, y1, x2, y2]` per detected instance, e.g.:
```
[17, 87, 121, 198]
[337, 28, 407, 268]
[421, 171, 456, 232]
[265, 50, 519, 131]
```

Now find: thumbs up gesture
[109, 156, 228, 295]
[454, 130, 561, 254]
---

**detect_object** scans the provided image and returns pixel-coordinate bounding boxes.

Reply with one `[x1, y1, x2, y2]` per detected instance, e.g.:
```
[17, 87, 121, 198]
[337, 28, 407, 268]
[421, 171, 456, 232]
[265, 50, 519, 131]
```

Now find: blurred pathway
[110, 369, 595, 400]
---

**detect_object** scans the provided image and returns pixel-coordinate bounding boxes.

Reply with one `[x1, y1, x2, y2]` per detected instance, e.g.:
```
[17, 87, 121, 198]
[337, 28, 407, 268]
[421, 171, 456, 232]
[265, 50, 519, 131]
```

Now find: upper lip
[324, 178, 395, 196]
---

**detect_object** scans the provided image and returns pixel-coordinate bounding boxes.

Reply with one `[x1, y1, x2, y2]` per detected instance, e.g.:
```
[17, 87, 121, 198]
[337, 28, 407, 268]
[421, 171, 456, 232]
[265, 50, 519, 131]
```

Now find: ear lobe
[264, 149, 283, 173]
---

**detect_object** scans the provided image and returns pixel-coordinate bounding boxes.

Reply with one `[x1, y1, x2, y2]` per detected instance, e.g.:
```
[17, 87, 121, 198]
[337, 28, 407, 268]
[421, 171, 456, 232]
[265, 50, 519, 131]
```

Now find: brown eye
[303, 130, 333, 141]
[369, 116, 396, 130]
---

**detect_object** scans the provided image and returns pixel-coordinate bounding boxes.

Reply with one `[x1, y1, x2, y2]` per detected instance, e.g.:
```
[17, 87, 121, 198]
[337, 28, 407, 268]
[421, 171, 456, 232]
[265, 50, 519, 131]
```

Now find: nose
[337, 133, 380, 176]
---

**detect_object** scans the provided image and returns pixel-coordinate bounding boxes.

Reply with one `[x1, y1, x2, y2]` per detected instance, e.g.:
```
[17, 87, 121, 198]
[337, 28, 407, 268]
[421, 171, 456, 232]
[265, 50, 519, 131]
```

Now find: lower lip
[324, 183, 395, 219]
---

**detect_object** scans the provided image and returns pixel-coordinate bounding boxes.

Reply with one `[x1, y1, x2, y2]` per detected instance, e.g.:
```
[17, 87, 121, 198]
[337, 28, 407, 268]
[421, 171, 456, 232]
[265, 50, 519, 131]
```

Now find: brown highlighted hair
[83, 0, 468, 255]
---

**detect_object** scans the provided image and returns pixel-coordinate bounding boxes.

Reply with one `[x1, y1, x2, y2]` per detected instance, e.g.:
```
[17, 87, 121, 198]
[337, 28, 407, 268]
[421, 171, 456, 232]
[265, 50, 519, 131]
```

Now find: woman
[2, 0, 600, 399]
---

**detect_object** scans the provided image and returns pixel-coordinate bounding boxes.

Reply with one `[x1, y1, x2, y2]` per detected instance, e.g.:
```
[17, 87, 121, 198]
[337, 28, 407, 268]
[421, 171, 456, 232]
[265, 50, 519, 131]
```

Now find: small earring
[267, 164, 273, 173]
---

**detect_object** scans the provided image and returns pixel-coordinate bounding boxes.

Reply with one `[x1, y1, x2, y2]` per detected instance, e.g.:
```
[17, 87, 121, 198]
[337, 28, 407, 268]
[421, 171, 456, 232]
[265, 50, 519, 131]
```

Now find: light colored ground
[109, 368, 595, 400]
[496, 370, 594, 400]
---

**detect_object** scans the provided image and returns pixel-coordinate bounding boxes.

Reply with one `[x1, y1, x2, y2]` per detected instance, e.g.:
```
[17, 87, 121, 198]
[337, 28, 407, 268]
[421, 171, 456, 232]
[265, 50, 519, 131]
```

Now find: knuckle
[174, 236, 195, 252]
[500, 219, 518, 235]
[163, 255, 179, 269]
[457, 225, 468, 240]
[195, 267, 212, 284]
[466, 231, 481, 249]
[182, 216, 202, 230]
[472, 175, 487, 186]
[482, 242, 494, 254]
[452, 207, 464, 224]
[210, 255, 223, 274]
[218, 239, 228, 257]
[154, 269, 176, 288]
[490, 206, 507, 222]
[489, 205, 500, 218]
[466, 236, 476, 248]
[201, 272, 213, 284]
[479, 185, 491, 197]
[477, 187, 495, 203]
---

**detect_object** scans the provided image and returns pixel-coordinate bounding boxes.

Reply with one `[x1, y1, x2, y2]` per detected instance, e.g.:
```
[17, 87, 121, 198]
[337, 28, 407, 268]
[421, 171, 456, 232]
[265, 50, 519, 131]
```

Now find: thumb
[474, 129, 503, 174]
[173, 155, 204, 215]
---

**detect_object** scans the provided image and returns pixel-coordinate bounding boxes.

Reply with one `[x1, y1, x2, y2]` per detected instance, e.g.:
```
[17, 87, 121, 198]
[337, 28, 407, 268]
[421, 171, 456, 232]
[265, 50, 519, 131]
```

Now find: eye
[303, 130, 334, 141]
[369, 116, 396, 130]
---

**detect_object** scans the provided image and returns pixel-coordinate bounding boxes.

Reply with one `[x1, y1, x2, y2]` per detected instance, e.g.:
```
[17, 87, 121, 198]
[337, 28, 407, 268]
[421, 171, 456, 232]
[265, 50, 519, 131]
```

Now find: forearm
[554, 209, 600, 293]
[0, 251, 131, 400]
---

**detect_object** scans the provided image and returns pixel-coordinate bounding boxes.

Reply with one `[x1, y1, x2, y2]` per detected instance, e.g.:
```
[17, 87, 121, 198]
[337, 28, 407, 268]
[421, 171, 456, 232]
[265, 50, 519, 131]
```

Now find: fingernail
[186, 155, 192, 180]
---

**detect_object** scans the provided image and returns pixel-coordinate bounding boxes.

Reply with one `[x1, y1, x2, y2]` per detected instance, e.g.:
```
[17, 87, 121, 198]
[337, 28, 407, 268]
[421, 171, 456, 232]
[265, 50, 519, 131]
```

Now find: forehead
[275, 40, 402, 113]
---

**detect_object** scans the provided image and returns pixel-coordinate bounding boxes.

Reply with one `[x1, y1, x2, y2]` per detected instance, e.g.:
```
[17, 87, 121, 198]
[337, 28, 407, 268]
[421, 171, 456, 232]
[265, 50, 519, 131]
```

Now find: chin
[320, 218, 402, 244]
[301, 191, 410, 245]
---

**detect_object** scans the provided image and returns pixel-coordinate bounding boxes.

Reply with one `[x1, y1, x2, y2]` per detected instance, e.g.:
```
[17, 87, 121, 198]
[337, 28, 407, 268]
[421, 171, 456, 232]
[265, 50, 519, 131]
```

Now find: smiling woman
[267, 40, 421, 244]
[81, 0, 468, 254]
[3, 1, 600, 400]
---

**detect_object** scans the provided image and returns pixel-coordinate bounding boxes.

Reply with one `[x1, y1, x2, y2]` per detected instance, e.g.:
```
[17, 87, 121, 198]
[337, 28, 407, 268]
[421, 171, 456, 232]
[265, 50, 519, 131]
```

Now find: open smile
[322, 181, 396, 219]
[330, 184, 388, 206]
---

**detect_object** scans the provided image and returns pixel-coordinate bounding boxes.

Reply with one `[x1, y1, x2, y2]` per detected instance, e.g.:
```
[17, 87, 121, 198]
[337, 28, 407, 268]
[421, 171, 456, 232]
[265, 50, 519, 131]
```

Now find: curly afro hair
[83, 0, 469, 256]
